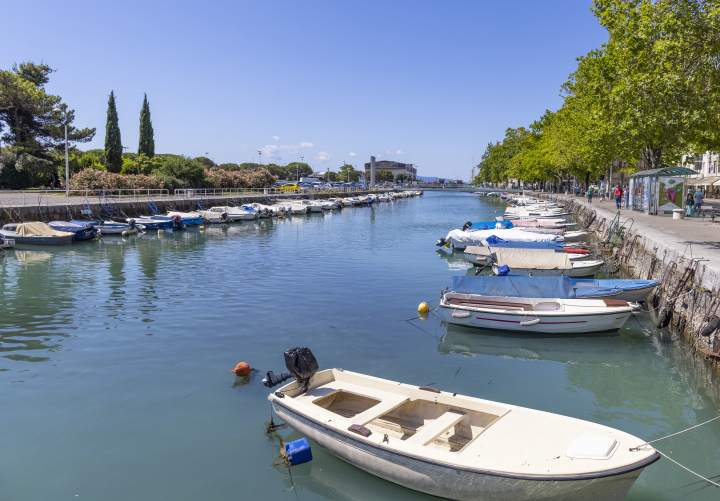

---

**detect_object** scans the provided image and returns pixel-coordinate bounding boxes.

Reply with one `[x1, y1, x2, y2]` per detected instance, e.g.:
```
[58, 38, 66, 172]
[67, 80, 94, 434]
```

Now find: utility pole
[258, 150, 262, 165]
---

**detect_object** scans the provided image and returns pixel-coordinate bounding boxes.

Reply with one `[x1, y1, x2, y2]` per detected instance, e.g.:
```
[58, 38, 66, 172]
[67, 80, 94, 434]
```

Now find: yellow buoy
[444, 242, 450, 249]
[94, 237, 99, 242]
[419, 311, 429, 322]
[418, 302, 429, 313]
[158, 229, 164, 235]
[199, 225, 205, 231]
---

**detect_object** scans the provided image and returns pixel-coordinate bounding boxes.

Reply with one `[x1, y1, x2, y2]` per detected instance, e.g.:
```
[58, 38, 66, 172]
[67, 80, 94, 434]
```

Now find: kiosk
[627, 167, 696, 216]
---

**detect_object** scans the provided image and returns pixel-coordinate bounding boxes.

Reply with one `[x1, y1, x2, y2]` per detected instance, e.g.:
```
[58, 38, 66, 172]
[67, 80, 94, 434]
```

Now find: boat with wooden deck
[269, 369, 659, 501]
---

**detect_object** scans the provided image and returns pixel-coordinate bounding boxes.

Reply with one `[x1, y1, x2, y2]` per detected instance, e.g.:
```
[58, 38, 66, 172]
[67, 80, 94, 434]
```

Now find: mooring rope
[631, 414, 720, 450]
[656, 450, 720, 488]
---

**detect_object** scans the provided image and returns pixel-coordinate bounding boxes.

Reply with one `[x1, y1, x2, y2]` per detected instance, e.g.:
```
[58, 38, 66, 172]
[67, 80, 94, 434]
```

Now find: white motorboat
[198, 209, 231, 224]
[208, 206, 257, 221]
[1, 234, 15, 249]
[438, 228, 562, 251]
[562, 230, 593, 243]
[440, 292, 637, 334]
[492, 248, 604, 277]
[269, 369, 659, 501]
[463, 245, 589, 266]
[0, 222, 74, 245]
[241, 203, 278, 217]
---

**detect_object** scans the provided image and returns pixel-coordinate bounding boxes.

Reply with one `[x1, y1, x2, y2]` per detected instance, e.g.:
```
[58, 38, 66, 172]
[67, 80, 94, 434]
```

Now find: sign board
[657, 177, 684, 212]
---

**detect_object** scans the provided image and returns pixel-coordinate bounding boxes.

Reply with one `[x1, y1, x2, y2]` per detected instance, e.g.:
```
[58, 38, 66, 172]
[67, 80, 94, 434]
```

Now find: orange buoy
[231, 362, 251, 377]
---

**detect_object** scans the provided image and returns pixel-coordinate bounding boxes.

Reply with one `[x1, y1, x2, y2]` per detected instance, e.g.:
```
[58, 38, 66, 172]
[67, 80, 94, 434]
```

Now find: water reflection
[435, 248, 472, 271]
[272, 435, 435, 501]
[438, 321, 641, 364]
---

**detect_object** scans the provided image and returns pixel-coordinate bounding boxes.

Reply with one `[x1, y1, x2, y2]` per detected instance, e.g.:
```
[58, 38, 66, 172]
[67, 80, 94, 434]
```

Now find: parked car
[280, 183, 301, 193]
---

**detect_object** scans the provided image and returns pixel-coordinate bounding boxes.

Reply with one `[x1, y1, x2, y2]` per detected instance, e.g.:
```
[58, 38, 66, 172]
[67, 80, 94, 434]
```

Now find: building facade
[364, 160, 417, 181]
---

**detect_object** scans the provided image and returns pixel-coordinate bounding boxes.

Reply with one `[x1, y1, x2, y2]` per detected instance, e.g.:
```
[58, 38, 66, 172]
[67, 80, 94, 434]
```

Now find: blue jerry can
[285, 438, 312, 466]
[496, 264, 510, 276]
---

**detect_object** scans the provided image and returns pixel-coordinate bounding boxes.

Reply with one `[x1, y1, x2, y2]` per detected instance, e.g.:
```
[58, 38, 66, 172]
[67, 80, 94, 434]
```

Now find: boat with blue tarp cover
[72, 220, 144, 235]
[448, 276, 658, 303]
[47, 221, 99, 241]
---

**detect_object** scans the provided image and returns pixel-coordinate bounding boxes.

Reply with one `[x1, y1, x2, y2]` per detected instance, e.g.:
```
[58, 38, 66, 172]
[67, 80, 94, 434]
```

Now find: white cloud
[317, 151, 331, 162]
[349, 152, 358, 157]
[386, 149, 405, 156]
[259, 141, 317, 162]
[300, 142, 314, 148]
[272, 136, 280, 142]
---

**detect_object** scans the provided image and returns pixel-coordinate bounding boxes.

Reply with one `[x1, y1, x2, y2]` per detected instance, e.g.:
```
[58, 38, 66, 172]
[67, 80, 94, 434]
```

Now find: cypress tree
[138, 93, 155, 158]
[105, 91, 123, 173]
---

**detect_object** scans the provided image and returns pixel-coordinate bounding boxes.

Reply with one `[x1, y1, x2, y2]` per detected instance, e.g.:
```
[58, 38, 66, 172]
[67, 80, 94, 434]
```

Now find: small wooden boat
[0, 223, 74, 245]
[269, 369, 659, 501]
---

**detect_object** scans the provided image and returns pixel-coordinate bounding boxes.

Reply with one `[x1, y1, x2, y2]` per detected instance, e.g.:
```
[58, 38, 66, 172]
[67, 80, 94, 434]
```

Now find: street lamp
[258, 150, 262, 165]
[298, 156, 304, 181]
[52, 107, 69, 197]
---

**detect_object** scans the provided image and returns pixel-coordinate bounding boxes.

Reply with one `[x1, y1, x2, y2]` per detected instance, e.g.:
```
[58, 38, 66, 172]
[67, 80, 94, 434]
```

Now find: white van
[300, 177, 321, 184]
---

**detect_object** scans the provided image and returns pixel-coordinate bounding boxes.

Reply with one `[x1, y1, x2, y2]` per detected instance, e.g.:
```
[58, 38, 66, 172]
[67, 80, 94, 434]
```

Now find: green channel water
[1, 192, 719, 500]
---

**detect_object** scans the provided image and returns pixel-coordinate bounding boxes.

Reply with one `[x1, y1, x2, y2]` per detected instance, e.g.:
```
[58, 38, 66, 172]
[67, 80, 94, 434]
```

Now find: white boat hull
[272, 401, 647, 501]
[439, 305, 631, 334]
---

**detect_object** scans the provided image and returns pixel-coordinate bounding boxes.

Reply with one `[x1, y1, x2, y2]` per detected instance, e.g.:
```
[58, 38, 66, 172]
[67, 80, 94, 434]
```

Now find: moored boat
[0, 222, 74, 245]
[492, 248, 604, 278]
[47, 221, 100, 241]
[269, 368, 659, 501]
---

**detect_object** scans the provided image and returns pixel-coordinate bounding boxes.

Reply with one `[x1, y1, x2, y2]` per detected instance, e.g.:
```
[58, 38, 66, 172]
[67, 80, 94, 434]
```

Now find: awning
[629, 167, 698, 178]
[688, 176, 720, 186]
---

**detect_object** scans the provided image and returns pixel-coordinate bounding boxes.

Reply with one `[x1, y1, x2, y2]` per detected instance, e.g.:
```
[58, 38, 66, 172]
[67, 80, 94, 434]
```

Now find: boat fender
[462, 221, 472, 231]
[199, 226, 205, 231]
[496, 264, 510, 276]
[122, 231, 129, 237]
[418, 302, 429, 313]
[284, 347, 319, 394]
[285, 438, 312, 466]
[520, 318, 541, 326]
[158, 229, 164, 235]
[700, 316, 720, 337]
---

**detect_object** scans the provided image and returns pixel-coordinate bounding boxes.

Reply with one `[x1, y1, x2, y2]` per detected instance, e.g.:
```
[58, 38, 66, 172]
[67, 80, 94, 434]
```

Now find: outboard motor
[171, 214, 185, 231]
[128, 219, 136, 229]
[263, 347, 319, 394]
[221, 212, 228, 222]
[435, 237, 447, 247]
[462, 221, 473, 231]
[284, 347, 319, 394]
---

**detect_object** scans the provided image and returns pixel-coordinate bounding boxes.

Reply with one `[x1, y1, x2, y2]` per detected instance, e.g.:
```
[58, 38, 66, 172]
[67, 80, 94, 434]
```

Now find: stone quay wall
[546, 195, 720, 368]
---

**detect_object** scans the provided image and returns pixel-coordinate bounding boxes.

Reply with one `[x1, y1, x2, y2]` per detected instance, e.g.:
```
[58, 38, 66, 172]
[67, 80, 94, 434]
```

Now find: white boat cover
[15, 222, 74, 237]
[493, 248, 571, 269]
[445, 227, 561, 244]
[463, 246, 492, 256]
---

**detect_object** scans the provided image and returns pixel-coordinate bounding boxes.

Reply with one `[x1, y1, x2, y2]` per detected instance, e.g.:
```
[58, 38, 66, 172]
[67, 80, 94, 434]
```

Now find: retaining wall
[549, 195, 720, 368]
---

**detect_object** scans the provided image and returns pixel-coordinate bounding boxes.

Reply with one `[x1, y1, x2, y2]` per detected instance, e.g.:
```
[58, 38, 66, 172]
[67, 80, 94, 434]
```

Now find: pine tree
[105, 91, 123, 173]
[138, 93, 155, 158]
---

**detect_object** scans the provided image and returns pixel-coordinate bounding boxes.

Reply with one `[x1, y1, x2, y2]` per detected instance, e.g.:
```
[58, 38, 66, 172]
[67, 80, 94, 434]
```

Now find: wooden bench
[406, 410, 467, 446]
[447, 298, 531, 311]
[353, 395, 410, 426]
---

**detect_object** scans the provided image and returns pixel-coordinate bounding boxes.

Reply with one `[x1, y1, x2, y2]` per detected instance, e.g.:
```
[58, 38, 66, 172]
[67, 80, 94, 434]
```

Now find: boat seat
[447, 298, 531, 310]
[533, 302, 562, 311]
[353, 395, 410, 426]
[405, 410, 466, 446]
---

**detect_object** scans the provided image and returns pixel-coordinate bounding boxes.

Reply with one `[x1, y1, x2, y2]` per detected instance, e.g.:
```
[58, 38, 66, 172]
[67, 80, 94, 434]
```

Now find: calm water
[2, 192, 719, 501]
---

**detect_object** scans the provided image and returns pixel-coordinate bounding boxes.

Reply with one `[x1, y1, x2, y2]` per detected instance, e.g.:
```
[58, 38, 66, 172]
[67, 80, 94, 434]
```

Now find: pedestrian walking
[693, 188, 705, 216]
[614, 185, 624, 209]
[685, 191, 695, 216]
[599, 187, 606, 202]
[587, 186, 594, 203]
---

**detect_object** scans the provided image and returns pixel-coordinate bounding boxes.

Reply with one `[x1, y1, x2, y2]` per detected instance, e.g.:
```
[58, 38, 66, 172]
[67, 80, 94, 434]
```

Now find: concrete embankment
[0, 191, 382, 224]
[546, 194, 720, 367]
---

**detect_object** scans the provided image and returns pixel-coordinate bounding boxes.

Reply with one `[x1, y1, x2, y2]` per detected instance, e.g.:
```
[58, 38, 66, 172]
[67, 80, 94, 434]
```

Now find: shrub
[205, 167, 277, 188]
[69, 168, 164, 191]
[154, 155, 206, 185]
[0, 151, 33, 189]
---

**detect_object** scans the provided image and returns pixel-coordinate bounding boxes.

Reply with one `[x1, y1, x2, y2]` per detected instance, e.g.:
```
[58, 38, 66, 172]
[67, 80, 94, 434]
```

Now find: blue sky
[3, 0, 607, 180]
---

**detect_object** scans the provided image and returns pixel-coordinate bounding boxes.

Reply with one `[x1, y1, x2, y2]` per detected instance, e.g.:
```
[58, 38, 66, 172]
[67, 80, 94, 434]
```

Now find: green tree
[216, 163, 241, 171]
[0, 62, 95, 186]
[286, 162, 313, 180]
[564, 0, 720, 170]
[264, 163, 288, 179]
[239, 162, 263, 171]
[395, 173, 409, 183]
[194, 156, 216, 168]
[326, 171, 337, 182]
[375, 169, 394, 183]
[105, 91, 122, 173]
[153, 155, 206, 186]
[138, 93, 154, 158]
[338, 163, 361, 182]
